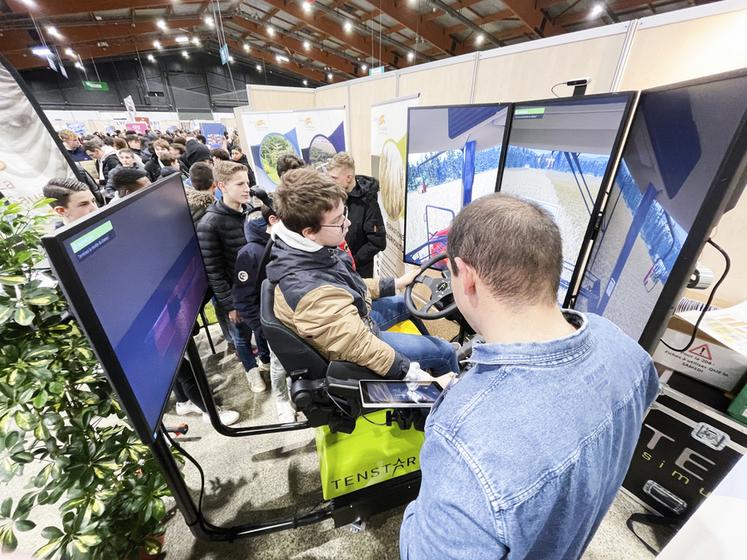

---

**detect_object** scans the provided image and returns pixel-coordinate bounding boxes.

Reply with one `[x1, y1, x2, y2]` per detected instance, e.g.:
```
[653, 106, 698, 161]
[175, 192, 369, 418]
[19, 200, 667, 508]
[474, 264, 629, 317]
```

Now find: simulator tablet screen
[58, 175, 207, 436]
[499, 94, 632, 304]
[574, 74, 747, 343]
[360, 381, 442, 408]
[404, 104, 508, 267]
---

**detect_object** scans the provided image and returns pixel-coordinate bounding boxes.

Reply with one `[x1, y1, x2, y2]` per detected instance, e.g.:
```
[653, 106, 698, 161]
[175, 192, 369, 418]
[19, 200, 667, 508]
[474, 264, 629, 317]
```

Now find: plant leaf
[41, 526, 64, 540]
[13, 306, 35, 326]
[0, 498, 11, 518]
[0, 275, 25, 286]
[0, 526, 18, 553]
[14, 519, 35, 532]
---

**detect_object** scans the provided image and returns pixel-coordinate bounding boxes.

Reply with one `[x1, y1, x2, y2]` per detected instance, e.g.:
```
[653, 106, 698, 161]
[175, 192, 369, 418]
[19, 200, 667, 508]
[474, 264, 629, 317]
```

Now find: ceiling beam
[444, 9, 518, 34]
[224, 36, 326, 83]
[554, 0, 660, 27]
[0, 18, 204, 53]
[5, 0, 207, 17]
[421, 0, 485, 22]
[370, 0, 469, 55]
[261, 0, 404, 68]
[500, 0, 565, 36]
[232, 16, 357, 77]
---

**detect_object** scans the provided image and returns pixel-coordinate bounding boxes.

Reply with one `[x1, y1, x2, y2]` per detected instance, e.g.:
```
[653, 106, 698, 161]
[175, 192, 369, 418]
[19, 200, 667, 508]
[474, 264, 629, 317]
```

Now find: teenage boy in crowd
[233, 199, 289, 420]
[399, 193, 660, 560]
[106, 148, 145, 192]
[58, 130, 90, 161]
[111, 167, 151, 198]
[268, 168, 458, 380]
[168, 143, 190, 175]
[326, 152, 386, 278]
[185, 132, 211, 168]
[125, 133, 149, 163]
[43, 178, 98, 227]
[230, 147, 256, 186]
[84, 137, 120, 188]
[196, 161, 267, 392]
[145, 139, 172, 182]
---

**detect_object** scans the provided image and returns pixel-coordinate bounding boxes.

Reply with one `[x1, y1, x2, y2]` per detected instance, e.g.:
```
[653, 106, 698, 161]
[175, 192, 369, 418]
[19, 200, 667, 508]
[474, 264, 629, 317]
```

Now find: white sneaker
[175, 401, 202, 416]
[276, 400, 297, 423]
[203, 408, 240, 426]
[246, 367, 267, 393]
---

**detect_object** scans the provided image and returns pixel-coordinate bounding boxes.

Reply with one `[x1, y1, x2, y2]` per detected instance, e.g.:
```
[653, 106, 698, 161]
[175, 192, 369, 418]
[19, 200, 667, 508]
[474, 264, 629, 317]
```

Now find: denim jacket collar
[469, 310, 591, 368]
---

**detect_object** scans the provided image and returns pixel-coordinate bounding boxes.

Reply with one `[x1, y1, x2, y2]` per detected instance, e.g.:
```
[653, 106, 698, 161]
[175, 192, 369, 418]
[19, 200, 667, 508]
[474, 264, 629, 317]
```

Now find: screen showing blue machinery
[403, 104, 508, 267]
[499, 94, 633, 305]
[43, 175, 208, 441]
[574, 73, 747, 343]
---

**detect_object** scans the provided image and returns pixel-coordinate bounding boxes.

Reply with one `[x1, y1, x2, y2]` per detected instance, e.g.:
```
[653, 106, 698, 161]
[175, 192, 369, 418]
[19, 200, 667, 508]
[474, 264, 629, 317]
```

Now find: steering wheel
[404, 252, 458, 320]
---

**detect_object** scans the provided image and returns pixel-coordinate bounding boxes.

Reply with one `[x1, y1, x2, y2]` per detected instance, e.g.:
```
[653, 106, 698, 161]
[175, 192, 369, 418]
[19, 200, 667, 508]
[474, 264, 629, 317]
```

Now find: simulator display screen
[574, 74, 747, 342]
[404, 104, 508, 267]
[62, 176, 207, 435]
[500, 94, 632, 304]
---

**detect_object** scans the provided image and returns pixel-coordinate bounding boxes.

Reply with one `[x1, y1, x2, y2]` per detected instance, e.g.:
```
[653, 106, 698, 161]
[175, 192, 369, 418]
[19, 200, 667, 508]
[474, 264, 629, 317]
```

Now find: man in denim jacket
[400, 193, 660, 560]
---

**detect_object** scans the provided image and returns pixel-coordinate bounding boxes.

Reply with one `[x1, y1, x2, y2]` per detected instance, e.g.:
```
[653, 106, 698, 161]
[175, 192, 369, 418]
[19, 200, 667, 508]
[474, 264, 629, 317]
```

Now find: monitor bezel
[604, 70, 747, 352]
[41, 174, 207, 443]
[402, 101, 510, 268]
[497, 91, 638, 308]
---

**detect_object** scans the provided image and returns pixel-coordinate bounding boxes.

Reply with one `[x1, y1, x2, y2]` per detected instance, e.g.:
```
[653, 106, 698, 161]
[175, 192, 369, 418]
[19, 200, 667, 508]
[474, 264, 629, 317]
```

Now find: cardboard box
[653, 315, 747, 392]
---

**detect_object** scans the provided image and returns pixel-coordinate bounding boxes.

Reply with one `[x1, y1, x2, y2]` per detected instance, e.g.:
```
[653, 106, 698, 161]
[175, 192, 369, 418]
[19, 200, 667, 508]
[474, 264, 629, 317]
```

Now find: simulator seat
[260, 280, 424, 434]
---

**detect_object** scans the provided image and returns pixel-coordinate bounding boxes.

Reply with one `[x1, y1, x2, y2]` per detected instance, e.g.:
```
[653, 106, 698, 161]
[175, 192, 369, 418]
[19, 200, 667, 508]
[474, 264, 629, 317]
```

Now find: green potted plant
[0, 198, 171, 559]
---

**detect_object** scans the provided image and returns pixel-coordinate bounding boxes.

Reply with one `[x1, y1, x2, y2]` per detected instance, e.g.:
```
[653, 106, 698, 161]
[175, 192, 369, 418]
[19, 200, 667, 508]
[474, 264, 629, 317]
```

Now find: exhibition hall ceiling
[0, 0, 715, 85]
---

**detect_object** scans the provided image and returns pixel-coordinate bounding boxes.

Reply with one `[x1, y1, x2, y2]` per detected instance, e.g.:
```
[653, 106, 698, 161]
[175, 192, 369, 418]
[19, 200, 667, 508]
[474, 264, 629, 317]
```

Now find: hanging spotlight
[589, 3, 605, 17]
[343, 21, 353, 33]
[256, 64, 262, 71]
[204, 15, 214, 27]
[303, 79, 308, 86]
[327, 72, 333, 81]
[243, 43, 250, 52]
[407, 51, 415, 62]
[64, 47, 75, 57]
[475, 33, 485, 45]
[192, 37, 201, 46]
[267, 25, 276, 37]
[228, 55, 235, 63]
[153, 40, 162, 50]
[302, 1, 312, 13]
[46, 26, 62, 39]
[147, 54, 156, 62]
[175, 35, 189, 43]
[303, 40, 311, 51]
[182, 50, 189, 59]
[276, 54, 289, 63]
[156, 19, 167, 30]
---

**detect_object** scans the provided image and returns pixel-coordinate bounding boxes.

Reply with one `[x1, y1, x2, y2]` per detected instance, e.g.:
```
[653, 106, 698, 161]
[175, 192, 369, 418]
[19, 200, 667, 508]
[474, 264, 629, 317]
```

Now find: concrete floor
[7, 329, 666, 559]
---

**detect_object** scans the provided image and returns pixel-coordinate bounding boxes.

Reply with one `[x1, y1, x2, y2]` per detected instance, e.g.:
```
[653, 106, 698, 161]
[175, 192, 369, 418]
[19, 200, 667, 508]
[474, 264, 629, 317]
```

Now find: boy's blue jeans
[370, 296, 458, 375]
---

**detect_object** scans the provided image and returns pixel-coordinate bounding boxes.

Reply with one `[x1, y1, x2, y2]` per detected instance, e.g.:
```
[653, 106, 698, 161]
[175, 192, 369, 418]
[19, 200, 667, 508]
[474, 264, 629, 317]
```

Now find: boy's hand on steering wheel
[395, 268, 421, 292]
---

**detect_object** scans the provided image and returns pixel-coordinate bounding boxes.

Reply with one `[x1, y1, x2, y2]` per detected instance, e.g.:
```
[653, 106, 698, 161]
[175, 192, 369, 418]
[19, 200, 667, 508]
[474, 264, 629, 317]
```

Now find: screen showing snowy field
[499, 94, 633, 304]
[404, 104, 508, 267]
[55, 175, 207, 438]
[574, 74, 747, 343]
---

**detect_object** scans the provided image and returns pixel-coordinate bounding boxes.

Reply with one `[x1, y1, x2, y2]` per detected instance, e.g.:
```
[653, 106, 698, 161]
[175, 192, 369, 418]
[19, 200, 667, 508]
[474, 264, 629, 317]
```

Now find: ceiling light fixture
[475, 33, 484, 45]
[327, 72, 333, 81]
[153, 40, 162, 50]
[74, 61, 84, 70]
[64, 47, 75, 57]
[147, 54, 156, 62]
[156, 19, 167, 30]
[228, 55, 234, 63]
[302, 1, 312, 13]
[204, 15, 214, 27]
[175, 35, 189, 43]
[303, 40, 311, 50]
[361, 63, 368, 73]
[303, 79, 308, 85]
[242, 43, 250, 52]
[276, 54, 289, 63]
[192, 37, 201, 46]
[46, 26, 62, 39]
[343, 20, 353, 33]
[407, 51, 415, 62]
[256, 64, 262, 71]
[267, 25, 276, 37]
[31, 46, 53, 57]
[590, 3, 605, 17]
[182, 50, 189, 59]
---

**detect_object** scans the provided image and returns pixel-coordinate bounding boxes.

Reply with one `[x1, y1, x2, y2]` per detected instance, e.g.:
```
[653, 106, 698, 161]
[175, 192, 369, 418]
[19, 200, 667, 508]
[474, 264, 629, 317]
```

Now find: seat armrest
[326, 361, 380, 382]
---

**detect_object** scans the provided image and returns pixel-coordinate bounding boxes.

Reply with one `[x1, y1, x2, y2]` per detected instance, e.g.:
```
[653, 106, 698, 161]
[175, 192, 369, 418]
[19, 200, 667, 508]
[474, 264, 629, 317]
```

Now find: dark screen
[574, 74, 747, 342]
[499, 94, 631, 304]
[61, 176, 207, 436]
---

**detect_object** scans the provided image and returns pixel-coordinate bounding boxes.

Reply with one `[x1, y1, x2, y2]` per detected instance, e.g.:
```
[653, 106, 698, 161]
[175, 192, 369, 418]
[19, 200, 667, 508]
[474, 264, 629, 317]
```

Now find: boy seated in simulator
[267, 168, 458, 380]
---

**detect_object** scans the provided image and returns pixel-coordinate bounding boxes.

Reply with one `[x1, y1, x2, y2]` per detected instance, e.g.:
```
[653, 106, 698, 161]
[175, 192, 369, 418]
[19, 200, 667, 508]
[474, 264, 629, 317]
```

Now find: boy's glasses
[319, 207, 348, 233]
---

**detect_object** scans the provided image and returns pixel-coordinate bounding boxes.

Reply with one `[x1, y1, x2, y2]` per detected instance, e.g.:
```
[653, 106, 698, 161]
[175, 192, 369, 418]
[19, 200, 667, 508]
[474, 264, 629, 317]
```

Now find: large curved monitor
[42, 175, 208, 442]
[498, 93, 636, 305]
[403, 103, 510, 267]
[573, 70, 747, 350]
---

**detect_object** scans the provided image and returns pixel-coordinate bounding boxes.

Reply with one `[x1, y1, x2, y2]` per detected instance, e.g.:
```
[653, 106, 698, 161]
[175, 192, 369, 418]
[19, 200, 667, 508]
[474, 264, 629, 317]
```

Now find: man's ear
[301, 226, 317, 241]
[454, 257, 477, 295]
[268, 214, 280, 225]
[52, 205, 67, 218]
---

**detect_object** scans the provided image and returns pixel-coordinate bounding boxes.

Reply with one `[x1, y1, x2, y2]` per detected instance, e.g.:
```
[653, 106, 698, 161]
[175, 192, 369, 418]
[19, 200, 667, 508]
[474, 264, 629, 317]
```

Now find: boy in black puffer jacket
[196, 161, 267, 393]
